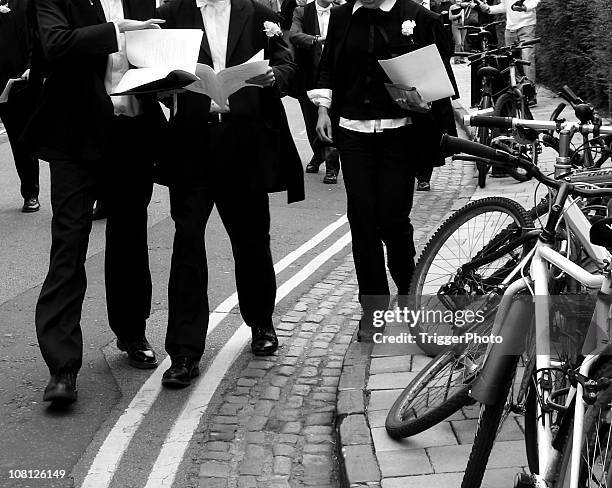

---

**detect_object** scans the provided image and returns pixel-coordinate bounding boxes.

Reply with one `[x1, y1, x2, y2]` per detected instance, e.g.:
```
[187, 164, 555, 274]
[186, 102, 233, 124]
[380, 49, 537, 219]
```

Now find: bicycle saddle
[477, 66, 500, 79]
[590, 217, 612, 250]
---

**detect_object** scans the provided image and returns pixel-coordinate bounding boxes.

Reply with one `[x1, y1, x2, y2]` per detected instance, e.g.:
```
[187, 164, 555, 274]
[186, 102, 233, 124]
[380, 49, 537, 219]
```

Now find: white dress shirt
[307, 0, 411, 133]
[315, 1, 331, 39]
[488, 0, 539, 30]
[197, 0, 232, 111]
[100, 0, 142, 116]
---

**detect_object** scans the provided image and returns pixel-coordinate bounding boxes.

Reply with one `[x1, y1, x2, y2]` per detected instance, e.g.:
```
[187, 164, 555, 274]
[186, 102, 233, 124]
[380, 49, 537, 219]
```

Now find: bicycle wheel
[554, 360, 612, 488]
[385, 336, 483, 439]
[476, 95, 494, 188]
[493, 92, 534, 182]
[410, 197, 535, 356]
[461, 356, 520, 488]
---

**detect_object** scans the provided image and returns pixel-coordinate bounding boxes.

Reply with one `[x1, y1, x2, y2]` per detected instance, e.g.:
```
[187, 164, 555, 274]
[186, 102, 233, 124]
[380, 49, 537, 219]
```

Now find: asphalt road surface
[0, 98, 353, 487]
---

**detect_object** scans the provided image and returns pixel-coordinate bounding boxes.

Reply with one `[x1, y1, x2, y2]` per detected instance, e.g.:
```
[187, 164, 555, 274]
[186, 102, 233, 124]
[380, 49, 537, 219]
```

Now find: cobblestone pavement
[183, 152, 473, 487]
[333, 64, 576, 488]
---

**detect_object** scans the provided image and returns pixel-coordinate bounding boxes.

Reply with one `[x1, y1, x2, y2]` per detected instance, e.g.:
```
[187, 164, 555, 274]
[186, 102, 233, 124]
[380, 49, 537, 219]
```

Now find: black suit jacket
[23, 0, 160, 161]
[288, 2, 323, 94]
[157, 0, 305, 203]
[317, 0, 458, 163]
[0, 0, 32, 90]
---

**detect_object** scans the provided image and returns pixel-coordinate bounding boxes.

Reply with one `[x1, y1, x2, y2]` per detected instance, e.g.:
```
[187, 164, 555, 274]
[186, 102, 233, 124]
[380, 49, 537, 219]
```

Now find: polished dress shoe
[251, 324, 279, 356]
[22, 197, 40, 213]
[117, 337, 158, 369]
[305, 155, 323, 174]
[43, 372, 77, 404]
[162, 356, 200, 388]
[92, 200, 107, 220]
[416, 181, 431, 191]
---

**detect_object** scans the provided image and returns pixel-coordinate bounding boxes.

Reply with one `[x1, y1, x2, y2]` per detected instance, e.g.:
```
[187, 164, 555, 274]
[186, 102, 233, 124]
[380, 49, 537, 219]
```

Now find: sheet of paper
[378, 44, 455, 103]
[0, 78, 21, 104]
[185, 51, 269, 107]
[124, 29, 203, 72]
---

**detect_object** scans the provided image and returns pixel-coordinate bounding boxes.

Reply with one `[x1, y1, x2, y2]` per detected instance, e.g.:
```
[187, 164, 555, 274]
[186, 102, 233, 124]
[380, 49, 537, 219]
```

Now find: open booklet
[185, 50, 270, 107]
[112, 29, 204, 96]
[378, 44, 455, 103]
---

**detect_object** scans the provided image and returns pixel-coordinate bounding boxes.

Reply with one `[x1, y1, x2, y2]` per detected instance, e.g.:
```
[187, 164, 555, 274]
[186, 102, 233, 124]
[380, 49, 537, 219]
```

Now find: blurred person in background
[289, 0, 340, 184]
[478, 0, 539, 103]
[0, 0, 41, 213]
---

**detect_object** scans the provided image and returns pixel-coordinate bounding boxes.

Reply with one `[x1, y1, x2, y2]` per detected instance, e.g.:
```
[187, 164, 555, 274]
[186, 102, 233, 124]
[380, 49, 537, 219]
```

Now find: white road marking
[144, 230, 353, 488]
[80, 215, 349, 488]
[0, 129, 6, 136]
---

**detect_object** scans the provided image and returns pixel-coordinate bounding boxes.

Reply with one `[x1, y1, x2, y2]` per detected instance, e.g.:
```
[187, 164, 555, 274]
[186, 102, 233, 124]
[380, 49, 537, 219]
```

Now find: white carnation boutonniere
[263, 21, 282, 38]
[401, 20, 416, 37]
[0, 4, 11, 13]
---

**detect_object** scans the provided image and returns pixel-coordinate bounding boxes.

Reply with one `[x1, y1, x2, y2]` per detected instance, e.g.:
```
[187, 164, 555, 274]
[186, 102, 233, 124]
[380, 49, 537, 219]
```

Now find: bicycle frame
[478, 205, 612, 488]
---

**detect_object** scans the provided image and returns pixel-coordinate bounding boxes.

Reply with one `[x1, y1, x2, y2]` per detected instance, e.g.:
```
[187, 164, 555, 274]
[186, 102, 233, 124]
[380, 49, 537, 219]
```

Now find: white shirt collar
[352, 0, 396, 14]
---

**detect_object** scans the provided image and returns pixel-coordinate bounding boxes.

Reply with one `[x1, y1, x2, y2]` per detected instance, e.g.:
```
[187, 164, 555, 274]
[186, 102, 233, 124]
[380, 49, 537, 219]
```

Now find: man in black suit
[312, 0, 457, 339]
[289, 0, 340, 184]
[156, 0, 304, 387]
[0, 0, 41, 212]
[23, 0, 165, 404]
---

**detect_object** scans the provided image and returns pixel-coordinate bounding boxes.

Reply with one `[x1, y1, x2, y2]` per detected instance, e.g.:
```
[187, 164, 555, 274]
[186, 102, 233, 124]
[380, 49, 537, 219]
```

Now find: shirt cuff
[307, 88, 332, 109]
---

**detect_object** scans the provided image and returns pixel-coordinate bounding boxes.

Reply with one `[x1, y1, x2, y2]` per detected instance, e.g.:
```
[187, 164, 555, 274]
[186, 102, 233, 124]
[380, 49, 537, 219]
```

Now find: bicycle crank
[513, 473, 550, 488]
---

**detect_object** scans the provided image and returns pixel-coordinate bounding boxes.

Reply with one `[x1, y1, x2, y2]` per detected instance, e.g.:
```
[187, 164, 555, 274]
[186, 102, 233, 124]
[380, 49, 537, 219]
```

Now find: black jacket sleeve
[35, 0, 118, 64]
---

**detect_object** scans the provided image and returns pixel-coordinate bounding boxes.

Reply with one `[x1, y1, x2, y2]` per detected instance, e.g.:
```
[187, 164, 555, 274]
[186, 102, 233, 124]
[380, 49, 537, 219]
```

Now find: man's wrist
[313, 34, 319, 45]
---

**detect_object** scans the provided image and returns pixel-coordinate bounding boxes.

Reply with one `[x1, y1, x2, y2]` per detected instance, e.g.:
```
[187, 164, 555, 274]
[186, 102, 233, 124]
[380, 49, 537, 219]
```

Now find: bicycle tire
[475, 95, 494, 188]
[460, 357, 520, 488]
[410, 197, 535, 355]
[493, 92, 533, 182]
[385, 344, 480, 439]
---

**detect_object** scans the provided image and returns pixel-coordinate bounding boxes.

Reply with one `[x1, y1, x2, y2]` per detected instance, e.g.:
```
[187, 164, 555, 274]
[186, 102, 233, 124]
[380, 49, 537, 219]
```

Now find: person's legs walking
[36, 159, 100, 402]
[104, 115, 156, 368]
[336, 128, 391, 338]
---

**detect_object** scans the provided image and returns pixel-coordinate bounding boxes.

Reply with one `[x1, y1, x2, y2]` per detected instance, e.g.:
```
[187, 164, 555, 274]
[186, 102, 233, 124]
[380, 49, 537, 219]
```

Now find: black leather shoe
[251, 324, 278, 356]
[22, 197, 40, 213]
[323, 169, 338, 184]
[92, 200, 107, 220]
[117, 337, 158, 369]
[162, 356, 200, 388]
[305, 155, 323, 174]
[43, 372, 77, 404]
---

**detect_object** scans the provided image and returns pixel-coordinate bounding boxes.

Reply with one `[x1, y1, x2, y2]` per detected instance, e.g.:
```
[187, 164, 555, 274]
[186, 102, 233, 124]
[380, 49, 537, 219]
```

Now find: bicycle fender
[470, 297, 534, 405]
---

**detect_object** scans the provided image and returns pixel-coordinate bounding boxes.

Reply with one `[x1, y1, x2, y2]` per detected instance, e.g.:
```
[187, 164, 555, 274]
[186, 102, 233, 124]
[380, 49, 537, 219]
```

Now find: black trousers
[35, 115, 153, 374]
[166, 122, 277, 360]
[298, 95, 340, 173]
[336, 125, 416, 314]
[0, 83, 39, 199]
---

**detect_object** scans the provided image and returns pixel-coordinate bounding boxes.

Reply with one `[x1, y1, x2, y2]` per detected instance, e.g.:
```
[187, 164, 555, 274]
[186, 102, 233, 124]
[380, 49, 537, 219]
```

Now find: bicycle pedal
[513, 473, 535, 488]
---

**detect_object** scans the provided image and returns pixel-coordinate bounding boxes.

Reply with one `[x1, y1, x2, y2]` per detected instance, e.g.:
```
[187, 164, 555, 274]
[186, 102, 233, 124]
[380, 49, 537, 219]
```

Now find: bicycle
[386, 115, 612, 440]
[443, 115, 612, 488]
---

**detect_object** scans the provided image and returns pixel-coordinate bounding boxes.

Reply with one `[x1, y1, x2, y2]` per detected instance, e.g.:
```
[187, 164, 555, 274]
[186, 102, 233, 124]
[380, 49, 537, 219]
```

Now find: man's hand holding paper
[185, 50, 270, 107]
[378, 44, 455, 103]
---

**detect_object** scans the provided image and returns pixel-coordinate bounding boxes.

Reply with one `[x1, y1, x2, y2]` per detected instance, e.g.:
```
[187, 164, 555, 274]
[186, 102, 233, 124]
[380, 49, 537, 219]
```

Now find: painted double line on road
[82, 215, 351, 488]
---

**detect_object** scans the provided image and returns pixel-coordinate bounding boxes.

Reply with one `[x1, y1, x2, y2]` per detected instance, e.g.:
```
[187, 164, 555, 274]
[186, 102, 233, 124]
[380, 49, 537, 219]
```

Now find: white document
[378, 44, 455, 103]
[113, 29, 204, 94]
[185, 50, 269, 107]
[0, 78, 21, 104]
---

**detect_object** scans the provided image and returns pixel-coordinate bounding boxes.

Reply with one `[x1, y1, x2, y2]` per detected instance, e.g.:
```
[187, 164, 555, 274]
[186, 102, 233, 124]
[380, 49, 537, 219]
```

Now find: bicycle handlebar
[440, 135, 612, 199]
[467, 38, 541, 62]
[468, 115, 514, 129]
[462, 115, 612, 136]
